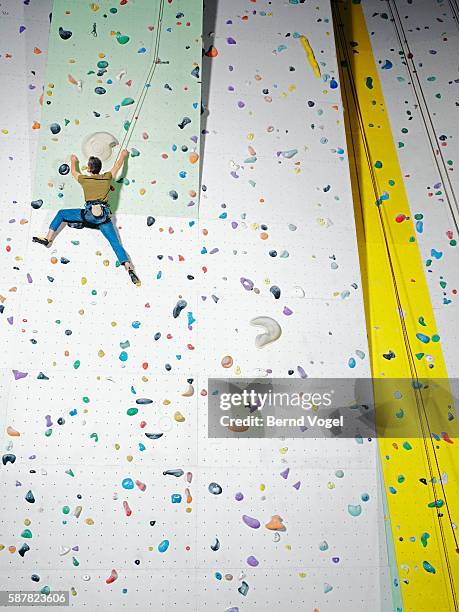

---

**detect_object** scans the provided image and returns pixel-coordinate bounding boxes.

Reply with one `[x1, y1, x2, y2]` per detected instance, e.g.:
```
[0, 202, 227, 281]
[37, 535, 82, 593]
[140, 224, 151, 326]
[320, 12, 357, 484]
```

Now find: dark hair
[88, 156, 102, 174]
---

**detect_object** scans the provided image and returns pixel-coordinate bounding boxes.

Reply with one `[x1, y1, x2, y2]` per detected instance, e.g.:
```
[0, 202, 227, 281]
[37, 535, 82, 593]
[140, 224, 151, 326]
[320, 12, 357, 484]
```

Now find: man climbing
[32, 149, 140, 286]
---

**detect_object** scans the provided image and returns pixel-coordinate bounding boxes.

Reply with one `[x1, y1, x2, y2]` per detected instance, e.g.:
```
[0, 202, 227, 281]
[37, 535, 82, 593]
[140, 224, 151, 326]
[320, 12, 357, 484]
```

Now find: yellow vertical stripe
[333, 1, 459, 610]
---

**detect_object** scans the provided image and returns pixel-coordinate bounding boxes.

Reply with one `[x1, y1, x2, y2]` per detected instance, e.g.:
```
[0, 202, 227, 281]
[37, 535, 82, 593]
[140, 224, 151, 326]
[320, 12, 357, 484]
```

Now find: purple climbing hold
[280, 468, 290, 479]
[242, 515, 261, 529]
[12, 370, 28, 380]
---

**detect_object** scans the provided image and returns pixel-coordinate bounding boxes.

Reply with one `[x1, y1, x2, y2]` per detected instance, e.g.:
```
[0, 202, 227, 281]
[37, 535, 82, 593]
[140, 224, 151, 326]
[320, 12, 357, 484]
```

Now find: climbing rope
[331, 2, 459, 607]
[386, 0, 459, 237]
[113, 0, 166, 163]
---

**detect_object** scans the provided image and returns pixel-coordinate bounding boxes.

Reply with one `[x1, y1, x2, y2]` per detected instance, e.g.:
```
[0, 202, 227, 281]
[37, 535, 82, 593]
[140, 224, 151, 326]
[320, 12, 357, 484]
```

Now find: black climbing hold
[149, 520, 156, 526]
[419, 478, 428, 485]
[18, 543, 30, 557]
[191, 66, 200, 79]
[60, 257, 70, 264]
[31, 574, 40, 582]
[208, 482, 222, 495]
[169, 190, 178, 200]
[58, 27, 72, 40]
[59, 163, 70, 175]
[269, 250, 277, 257]
[163, 469, 184, 477]
[31, 199, 43, 209]
[37, 372, 49, 380]
[136, 398, 153, 405]
[270, 286, 281, 299]
[145, 433, 163, 439]
[47, 276, 54, 282]
[2, 453, 16, 465]
[165, 363, 172, 371]
[95, 87, 106, 95]
[173, 299, 187, 318]
[25, 490, 35, 503]
[57, 417, 65, 425]
[178, 117, 191, 129]
[50, 123, 61, 134]
[147, 216, 155, 226]
[154, 332, 161, 340]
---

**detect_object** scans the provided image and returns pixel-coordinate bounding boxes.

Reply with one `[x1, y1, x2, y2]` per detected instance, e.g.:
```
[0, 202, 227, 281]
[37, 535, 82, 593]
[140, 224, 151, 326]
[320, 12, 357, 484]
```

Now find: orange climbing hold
[206, 46, 218, 58]
[189, 152, 199, 164]
[265, 515, 286, 531]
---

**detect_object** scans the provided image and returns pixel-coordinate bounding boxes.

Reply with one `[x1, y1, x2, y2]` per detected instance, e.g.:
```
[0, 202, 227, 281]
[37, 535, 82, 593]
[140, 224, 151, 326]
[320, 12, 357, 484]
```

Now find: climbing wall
[333, 1, 459, 610]
[33, 0, 202, 217]
[361, 0, 459, 377]
[1, 0, 396, 611]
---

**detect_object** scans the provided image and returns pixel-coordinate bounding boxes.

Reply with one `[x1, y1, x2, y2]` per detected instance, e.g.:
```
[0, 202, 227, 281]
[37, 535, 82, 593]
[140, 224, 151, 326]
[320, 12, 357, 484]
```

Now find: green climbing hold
[62, 506, 70, 514]
[124, 121, 130, 131]
[432, 334, 440, 342]
[415, 353, 424, 360]
[418, 317, 426, 326]
[374, 160, 383, 169]
[127, 408, 139, 416]
[427, 499, 444, 508]
[121, 97, 134, 106]
[423, 560, 436, 574]
[73, 360, 80, 369]
[21, 529, 32, 538]
[421, 532, 430, 547]
[365, 76, 373, 89]
[116, 33, 130, 45]
[402, 441, 412, 450]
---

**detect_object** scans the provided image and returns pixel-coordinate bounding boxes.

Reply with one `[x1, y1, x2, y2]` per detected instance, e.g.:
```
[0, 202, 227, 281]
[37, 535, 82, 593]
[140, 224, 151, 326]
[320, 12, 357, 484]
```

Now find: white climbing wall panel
[1, 1, 394, 611]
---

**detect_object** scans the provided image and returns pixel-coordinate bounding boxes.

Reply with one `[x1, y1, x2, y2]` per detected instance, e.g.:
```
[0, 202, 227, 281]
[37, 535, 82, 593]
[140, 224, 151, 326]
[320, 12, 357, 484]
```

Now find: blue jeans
[49, 208, 129, 264]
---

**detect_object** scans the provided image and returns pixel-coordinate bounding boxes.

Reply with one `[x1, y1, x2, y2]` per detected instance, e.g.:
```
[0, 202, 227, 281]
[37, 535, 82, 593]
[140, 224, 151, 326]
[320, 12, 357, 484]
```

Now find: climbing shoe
[32, 236, 51, 247]
[128, 269, 141, 286]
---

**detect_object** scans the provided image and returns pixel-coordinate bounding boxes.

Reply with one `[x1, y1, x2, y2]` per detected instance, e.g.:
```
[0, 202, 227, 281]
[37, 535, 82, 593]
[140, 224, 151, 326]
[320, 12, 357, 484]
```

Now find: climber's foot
[128, 269, 141, 286]
[32, 236, 51, 247]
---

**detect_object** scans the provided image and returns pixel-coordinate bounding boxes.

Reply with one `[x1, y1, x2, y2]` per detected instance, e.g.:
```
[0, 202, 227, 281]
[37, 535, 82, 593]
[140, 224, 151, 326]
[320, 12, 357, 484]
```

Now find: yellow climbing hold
[174, 411, 185, 422]
[299, 35, 321, 78]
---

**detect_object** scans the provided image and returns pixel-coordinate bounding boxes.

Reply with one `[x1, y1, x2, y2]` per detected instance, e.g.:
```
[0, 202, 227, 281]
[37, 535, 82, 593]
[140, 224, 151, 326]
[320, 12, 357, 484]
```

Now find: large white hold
[82, 132, 119, 162]
[250, 316, 282, 348]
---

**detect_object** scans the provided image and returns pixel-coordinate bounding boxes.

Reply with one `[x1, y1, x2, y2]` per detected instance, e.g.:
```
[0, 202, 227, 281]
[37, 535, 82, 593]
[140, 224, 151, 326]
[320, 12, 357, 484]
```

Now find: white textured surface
[0, 1, 393, 610]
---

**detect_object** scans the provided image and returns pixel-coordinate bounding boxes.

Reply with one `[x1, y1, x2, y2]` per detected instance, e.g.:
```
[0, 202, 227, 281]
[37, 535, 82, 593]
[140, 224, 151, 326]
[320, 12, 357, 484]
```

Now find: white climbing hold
[181, 383, 194, 397]
[82, 132, 119, 161]
[250, 316, 282, 348]
[292, 286, 305, 298]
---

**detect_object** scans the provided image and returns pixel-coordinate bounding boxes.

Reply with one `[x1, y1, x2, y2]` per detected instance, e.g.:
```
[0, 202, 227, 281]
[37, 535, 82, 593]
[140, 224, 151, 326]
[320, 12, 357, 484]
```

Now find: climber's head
[88, 156, 102, 175]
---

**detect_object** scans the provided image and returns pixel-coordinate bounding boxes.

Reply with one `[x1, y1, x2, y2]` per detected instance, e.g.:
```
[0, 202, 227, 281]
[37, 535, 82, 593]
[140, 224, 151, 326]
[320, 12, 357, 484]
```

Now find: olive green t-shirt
[77, 172, 112, 202]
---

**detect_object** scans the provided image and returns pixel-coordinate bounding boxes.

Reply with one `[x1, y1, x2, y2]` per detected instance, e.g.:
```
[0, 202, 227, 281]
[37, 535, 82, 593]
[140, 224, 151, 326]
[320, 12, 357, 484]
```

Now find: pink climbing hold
[106, 569, 118, 584]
